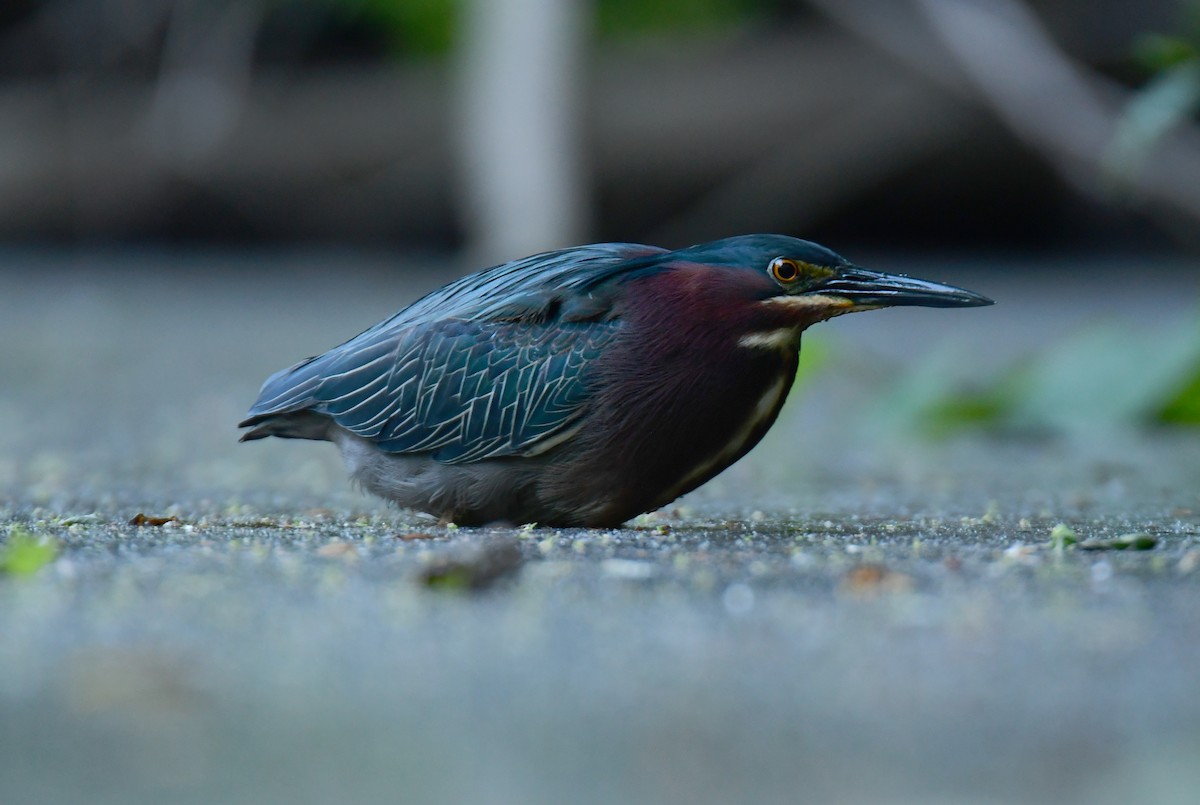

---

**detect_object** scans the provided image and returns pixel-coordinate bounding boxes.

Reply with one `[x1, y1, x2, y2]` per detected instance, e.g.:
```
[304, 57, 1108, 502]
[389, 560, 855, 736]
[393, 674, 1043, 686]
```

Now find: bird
[240, 234, 991, 527]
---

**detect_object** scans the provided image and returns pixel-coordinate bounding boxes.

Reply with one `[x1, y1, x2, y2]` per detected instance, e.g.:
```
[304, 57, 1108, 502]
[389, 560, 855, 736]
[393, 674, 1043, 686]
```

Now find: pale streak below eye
[737, 328, 797, 350]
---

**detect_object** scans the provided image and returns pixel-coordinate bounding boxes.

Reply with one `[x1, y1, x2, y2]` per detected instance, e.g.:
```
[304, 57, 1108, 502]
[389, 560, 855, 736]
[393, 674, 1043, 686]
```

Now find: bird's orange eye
[770, 257, 800, 284]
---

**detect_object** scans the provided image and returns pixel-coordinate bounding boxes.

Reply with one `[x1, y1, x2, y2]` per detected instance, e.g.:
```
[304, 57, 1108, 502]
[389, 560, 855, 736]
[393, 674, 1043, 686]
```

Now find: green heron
[240, 235, 991, 527]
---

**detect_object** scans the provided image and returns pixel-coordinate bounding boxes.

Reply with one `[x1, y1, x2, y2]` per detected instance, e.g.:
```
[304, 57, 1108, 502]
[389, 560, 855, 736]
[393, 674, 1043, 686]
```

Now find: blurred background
[2, 0, 1200, 260]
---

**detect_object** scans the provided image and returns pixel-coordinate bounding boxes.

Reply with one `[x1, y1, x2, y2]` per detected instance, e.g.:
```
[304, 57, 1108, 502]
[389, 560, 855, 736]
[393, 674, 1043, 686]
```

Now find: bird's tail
[238, 410, 332, 442]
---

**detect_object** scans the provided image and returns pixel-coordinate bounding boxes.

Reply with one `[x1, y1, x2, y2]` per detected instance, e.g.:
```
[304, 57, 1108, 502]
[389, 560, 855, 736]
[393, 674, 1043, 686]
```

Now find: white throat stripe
[737, 328, 798, 350]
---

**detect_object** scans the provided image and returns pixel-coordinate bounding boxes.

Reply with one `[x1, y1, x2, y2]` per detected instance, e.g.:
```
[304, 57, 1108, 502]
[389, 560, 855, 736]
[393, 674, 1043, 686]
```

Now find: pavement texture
[3, 250, 1200, 805]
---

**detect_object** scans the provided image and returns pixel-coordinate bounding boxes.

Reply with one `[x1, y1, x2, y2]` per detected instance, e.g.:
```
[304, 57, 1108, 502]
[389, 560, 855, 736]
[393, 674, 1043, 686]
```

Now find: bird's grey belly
[330, 427, 548, 525]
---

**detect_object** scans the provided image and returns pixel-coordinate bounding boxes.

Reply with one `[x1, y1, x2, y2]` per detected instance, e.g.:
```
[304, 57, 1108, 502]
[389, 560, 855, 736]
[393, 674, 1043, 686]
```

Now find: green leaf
[1048, 523, 1078, 550]
[1132, 34, 1199, 73]
[1, 527, 58, 576]
[1079, 533, 1158, 551]
[1158, 360, 1200, 423]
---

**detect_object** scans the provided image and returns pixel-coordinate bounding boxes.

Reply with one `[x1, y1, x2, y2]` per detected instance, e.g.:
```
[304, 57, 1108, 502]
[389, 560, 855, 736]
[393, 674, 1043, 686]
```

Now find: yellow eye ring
[770, 257, 800, 283]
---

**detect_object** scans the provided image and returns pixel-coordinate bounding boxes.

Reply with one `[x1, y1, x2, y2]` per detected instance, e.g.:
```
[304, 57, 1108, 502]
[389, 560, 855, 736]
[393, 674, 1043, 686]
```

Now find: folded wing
[239, 242, 664, 462]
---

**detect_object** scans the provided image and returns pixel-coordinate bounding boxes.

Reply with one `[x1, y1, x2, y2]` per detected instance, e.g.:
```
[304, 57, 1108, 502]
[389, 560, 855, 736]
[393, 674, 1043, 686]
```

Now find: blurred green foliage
[1, 527, 57, 577]
[1106, 2, 1200, 190]
[342, 0, 456, 56]
[1048, 523, 1077, 550]
[336, 0, 773, 57]
[919, 386, 1017, 436]
[1160, 368, 1200, 422]
[1131, 1, 1200, 72]
[794, 333, 832, 389]
[1133, 32, 1200, 72]
[921, 5, 1200, 436]
[883, 317, 1200, 436]
[596, 0, 769, 38]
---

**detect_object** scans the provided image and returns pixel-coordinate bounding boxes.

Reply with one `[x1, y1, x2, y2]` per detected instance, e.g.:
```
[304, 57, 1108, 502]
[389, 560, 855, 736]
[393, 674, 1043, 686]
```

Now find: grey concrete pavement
[2, 250, 1199, 805]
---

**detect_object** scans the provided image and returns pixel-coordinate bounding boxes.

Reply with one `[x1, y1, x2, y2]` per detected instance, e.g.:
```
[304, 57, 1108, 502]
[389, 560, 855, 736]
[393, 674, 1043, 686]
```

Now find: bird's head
[672, 232, 988, 314]
[666, 235, 992, 330]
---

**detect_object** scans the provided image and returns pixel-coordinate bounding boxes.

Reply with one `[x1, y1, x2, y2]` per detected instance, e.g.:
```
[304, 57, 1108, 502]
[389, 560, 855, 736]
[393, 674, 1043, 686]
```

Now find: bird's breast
[553, 348, 796, 525]
[656, 367, 793, 504]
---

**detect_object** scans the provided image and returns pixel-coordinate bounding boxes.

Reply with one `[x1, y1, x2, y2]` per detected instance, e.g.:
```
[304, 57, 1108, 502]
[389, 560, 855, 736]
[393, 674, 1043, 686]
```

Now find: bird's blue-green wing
[317, 319, 615, 462]
[242, 243, 663, 462]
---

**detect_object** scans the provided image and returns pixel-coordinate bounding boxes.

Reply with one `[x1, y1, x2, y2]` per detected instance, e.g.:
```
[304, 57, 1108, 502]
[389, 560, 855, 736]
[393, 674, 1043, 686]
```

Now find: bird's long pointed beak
[814, 267, 993, 308]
